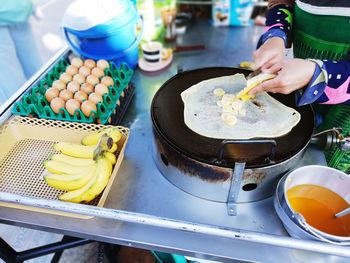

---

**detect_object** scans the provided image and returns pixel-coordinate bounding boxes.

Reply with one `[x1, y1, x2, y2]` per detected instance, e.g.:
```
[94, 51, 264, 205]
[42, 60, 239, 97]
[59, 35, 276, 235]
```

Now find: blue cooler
[61, 0, 142, 68]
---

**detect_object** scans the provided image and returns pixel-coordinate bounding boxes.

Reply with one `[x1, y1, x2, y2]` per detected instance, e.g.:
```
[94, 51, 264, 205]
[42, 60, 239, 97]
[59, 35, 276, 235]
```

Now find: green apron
[293, 5, 350, 172]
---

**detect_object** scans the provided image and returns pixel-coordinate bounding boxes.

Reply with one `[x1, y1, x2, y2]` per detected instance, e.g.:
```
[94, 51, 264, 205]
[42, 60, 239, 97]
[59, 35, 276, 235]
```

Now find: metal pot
[275, 165, 350, 245]
[152, 126, 308, 203]
[151, 67, 315, 215]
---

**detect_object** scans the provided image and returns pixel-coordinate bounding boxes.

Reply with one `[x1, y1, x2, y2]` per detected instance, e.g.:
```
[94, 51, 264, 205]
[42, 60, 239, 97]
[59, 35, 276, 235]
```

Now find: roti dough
[181, 74, 301, 139]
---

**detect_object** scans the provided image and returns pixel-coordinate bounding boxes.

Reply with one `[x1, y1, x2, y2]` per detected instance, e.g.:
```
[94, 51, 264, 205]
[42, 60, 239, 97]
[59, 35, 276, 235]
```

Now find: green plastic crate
[12, 57, 133, 124]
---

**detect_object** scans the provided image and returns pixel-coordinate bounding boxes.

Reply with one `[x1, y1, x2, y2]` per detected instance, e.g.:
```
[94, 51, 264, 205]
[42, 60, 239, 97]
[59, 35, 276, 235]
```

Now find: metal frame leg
[0, 237, 18, 263]
[0, 235, 94, 263]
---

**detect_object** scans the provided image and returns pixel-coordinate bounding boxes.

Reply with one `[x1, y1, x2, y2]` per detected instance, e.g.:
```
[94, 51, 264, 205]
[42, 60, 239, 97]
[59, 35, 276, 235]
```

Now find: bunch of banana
[81, 127, 121, 151]
[43, 127, 122, 203]
[59, 157, 112, 203]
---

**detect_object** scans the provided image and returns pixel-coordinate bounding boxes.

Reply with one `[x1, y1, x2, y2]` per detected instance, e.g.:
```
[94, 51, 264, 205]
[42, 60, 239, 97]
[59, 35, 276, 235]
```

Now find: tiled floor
[0, 224, 159, 263]
[0, 224, 59, 263]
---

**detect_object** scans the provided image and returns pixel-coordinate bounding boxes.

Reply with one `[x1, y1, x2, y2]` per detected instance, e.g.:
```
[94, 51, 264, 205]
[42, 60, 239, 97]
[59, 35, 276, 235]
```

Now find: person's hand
[249, 59, 316, 95]
[253, 37, 285, 74]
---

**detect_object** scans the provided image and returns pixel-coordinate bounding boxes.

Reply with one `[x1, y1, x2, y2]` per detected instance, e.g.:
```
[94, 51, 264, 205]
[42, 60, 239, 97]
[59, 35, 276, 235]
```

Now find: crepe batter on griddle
[181, 74, 301, 139]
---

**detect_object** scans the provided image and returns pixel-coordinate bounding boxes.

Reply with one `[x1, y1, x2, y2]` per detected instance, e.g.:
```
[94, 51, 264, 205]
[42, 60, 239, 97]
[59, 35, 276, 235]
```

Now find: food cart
[0, 20, 349, 263]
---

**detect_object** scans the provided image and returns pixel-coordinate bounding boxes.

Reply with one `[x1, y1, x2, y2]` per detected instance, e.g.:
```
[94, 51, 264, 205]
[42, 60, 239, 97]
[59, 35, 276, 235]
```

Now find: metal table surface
[0, 20, 348, 263]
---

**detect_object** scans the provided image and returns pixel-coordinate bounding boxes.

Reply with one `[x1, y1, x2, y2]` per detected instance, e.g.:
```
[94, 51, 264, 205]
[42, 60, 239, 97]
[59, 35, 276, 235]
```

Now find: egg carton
[12, 57, 134, 124]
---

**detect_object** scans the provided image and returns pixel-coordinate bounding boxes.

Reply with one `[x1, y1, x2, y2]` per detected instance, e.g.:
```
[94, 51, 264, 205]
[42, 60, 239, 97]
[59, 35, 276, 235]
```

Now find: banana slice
[213, 88, 225, 97]
[221, 113, 237, 126]
[221, 94, 235, 106]
[231, 99, 244, 111]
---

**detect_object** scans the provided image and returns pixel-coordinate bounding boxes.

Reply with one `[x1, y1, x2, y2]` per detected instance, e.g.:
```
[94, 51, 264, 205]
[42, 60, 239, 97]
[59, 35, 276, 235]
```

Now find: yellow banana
[63, 157, 112, 203]
[54, 142, 96, 159]
[104, 152, 116, 165]
[44, 165, 96, 191]
[44, 160, 94, 174]
[81, 128, 122, 146]
[50, 154, 95, 167]
[107, 143, 117, 153]
[59, 175, 97, 202]
[236, 73, 276, 101]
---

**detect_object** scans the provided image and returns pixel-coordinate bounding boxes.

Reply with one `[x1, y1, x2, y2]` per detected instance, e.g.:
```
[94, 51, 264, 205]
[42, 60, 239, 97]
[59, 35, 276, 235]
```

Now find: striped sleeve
[257, 4, 294, 48]
[296, 60, 350, 106]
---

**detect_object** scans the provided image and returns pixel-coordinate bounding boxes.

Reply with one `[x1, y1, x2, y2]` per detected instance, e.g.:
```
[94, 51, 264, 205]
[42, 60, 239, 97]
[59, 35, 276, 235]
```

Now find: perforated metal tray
[0, 116, 129, 218]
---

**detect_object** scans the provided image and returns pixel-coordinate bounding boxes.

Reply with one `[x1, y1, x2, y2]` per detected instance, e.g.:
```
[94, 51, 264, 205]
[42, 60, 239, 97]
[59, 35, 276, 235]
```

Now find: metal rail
[0, 191, 350, 258]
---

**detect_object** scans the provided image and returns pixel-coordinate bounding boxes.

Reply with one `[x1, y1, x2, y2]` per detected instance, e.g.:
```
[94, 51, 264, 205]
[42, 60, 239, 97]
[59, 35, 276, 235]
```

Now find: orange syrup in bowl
[287, 184, 350, 236]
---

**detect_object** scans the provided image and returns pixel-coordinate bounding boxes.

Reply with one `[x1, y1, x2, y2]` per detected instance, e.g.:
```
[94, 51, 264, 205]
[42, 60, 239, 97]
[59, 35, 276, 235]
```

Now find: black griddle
[151, 67, 314, 168]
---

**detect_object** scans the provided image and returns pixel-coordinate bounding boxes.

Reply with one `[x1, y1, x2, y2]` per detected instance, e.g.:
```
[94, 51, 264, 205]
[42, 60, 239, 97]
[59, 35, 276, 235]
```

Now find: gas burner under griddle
[150, 67, 314, 216]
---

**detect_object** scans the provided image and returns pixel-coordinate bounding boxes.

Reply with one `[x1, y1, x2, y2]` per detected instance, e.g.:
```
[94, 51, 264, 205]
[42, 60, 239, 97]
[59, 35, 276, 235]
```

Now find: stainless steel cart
[0, 20, 349, 263]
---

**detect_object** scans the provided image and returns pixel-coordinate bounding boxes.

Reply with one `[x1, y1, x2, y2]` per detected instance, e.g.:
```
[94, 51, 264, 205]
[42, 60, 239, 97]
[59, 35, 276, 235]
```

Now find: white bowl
[275, 165, 350, 245]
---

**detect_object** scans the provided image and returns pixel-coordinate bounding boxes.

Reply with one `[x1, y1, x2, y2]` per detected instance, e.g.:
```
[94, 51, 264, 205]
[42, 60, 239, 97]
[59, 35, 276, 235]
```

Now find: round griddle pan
[151, 67, 314, 168]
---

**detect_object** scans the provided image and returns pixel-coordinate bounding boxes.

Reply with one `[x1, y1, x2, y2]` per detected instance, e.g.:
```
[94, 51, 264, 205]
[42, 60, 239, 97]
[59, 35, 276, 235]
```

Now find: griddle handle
[218, 139, 277, 163]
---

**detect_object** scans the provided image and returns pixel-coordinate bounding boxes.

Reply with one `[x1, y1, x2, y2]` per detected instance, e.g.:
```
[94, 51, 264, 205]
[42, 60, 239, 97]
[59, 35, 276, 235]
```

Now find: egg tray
[0, 116, 130, 218]
[12, 57, 134, 124]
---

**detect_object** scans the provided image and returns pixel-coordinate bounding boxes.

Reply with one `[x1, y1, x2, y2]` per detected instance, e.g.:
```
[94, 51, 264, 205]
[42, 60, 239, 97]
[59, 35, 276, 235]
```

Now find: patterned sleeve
[296, 60, 350, 106]
[257, 4, 294, 49]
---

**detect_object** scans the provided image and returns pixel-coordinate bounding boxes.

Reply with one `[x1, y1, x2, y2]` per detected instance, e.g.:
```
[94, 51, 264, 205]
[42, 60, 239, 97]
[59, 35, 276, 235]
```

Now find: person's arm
[268, 0, 294, 8]
[296, 60, 350, 105]
[257, 0, 295, 49]
[254, 1, 295, 72]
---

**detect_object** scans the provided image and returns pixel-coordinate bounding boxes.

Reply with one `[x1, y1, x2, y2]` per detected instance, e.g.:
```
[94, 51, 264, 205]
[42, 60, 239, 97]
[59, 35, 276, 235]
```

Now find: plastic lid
[61, 0, 129, 31]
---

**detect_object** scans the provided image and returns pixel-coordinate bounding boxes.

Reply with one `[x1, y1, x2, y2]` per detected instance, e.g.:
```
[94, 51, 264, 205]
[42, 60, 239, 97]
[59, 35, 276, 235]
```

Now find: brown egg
[97, 59, 109, 70]
[78, 66, 91, 77]
[91, 67, 104, 78]
[50, 97, 65, 114]
[89, 92, 103, 104]
[66, 65, 78, 75]
[52, 80, 66, 91]
[80, 83, 94, 94]
[70, 57, 83, 68]
[74, 91, 88, 103]
[84, 59, 96, 69]
[45, 88, 59, 102]
[86, 74, 99, 86]
[101, 76, 114, 87]
[73, 74, 85, 85]
[67, 81, 80, 93]
[65, 99, 80, 115]
[81, 100, 97, 117]
[59, 72, 72, 84]
[59, 89, 73, 101]
[95, 83, 109, 95]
